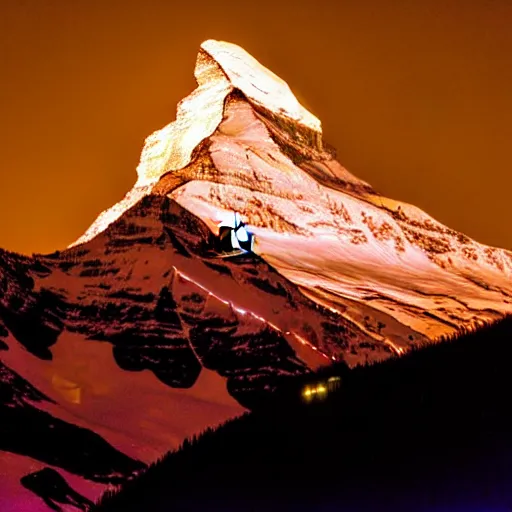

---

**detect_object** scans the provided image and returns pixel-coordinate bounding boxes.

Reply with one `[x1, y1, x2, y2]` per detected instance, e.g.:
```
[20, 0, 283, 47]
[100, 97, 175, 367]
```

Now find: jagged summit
[72, 40, 321, 247]
[200, 40, 322, 132]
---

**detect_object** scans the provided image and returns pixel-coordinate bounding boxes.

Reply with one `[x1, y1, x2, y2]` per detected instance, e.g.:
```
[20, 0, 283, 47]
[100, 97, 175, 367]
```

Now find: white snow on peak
[200, 39, 322, 133]
[71, 40, 316, 247]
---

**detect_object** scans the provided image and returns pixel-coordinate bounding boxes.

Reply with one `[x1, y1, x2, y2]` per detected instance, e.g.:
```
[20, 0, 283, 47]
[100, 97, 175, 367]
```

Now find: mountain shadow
[21, 468, 95, 512]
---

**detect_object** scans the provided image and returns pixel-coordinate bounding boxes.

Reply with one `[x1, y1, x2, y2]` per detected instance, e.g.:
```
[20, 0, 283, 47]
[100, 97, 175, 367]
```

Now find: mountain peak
[199, 40, 321, 133]
[71, 40, 319, 247]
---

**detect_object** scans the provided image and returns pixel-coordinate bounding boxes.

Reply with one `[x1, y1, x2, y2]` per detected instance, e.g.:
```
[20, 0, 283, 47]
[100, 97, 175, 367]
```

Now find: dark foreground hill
[95, 316, 512, 512]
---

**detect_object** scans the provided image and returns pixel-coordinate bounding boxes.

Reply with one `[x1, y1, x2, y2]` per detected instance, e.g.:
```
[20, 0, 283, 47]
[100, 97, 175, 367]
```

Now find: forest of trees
[95, 316, 512, 511]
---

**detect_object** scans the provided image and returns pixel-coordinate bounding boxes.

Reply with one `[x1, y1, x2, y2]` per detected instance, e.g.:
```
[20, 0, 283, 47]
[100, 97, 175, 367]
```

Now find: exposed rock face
[169, 94, 512, 342]
[2, 39, 512, 511]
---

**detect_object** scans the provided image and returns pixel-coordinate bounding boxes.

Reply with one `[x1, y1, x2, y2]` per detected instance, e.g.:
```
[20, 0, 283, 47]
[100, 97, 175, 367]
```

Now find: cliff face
[2, 39, 512, 511]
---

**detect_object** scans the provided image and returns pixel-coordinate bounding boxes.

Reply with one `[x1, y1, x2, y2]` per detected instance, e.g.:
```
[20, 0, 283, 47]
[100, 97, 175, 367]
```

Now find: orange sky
[1, 0, 511, 255]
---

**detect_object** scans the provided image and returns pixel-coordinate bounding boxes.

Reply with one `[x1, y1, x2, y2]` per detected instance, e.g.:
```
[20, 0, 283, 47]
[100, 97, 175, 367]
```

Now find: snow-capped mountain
[1, 39, 511, 511]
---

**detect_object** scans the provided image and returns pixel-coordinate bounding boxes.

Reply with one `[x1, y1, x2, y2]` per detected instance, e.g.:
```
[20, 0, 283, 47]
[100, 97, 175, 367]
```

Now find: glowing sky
[1, 0, 511, 255]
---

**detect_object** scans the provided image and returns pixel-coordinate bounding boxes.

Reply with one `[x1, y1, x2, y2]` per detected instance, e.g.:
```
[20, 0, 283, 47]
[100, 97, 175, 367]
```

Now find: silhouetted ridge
[95, 316, 512, 511]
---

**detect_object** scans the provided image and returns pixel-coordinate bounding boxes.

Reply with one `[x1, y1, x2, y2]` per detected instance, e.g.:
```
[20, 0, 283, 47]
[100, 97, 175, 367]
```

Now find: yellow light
[51, 374, 82, 404]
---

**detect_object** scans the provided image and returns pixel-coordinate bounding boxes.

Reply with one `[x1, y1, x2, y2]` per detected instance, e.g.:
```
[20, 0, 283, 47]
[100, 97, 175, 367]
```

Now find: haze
[1, 0, 511, 255]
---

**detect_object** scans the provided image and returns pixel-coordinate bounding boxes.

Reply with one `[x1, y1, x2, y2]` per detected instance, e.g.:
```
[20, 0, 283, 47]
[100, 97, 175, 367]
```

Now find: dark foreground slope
[96, 316, 512, 512]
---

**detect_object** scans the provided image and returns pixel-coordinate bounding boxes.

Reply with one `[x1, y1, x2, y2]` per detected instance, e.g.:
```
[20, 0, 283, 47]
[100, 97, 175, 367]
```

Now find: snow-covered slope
[174, 94, 512, 343]
[2, 39, 512, 511]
